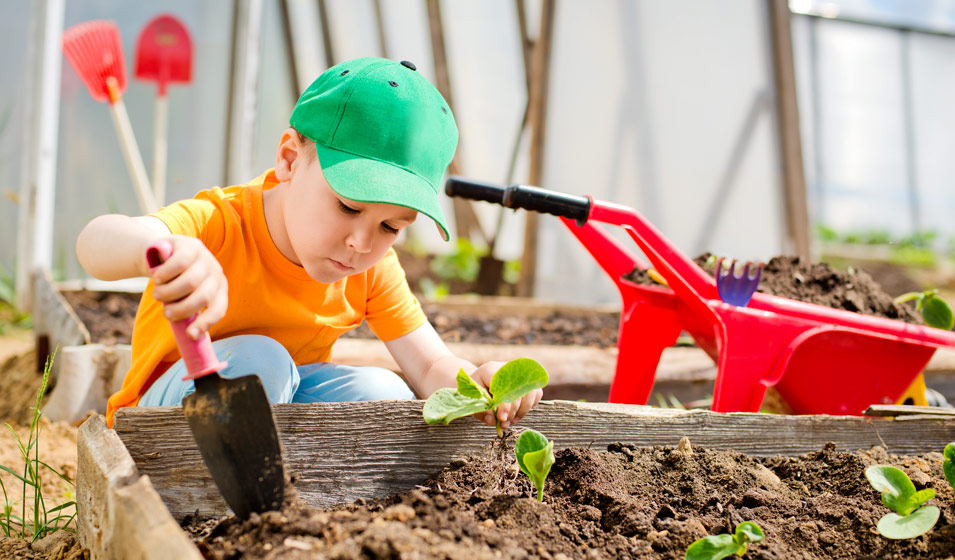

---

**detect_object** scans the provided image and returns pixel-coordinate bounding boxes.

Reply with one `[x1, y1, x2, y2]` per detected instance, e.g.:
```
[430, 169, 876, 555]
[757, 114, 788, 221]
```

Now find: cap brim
[314, 143, 450, 241]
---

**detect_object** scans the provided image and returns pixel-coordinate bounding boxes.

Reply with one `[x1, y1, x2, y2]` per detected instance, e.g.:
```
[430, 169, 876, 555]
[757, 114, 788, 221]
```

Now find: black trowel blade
[182, 373, 285, 518]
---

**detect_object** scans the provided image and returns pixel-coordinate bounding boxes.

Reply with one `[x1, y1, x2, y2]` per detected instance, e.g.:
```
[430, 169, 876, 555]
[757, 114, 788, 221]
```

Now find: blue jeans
[138, 334, 415, 407]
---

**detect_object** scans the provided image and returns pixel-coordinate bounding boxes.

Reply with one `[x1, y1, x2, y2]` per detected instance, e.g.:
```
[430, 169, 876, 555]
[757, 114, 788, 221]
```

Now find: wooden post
[373, 0, 389, 59]
[768, 0, 811, 258]
[278, 0, 301, 101]
[425, 0, 485, 244]
[17, 0, 64, 312]
[317, 0, 336, 68]
[516, 0, 555, 297]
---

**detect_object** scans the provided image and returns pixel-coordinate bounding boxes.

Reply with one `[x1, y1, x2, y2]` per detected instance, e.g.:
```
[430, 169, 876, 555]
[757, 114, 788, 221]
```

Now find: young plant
[894, 290, 954, 330]
[685, 521, 764, 560]
[943, 443, 955, 492]
[0, 351, 76, 540]
[423, 358, 548, 437]
[515, 429, 554, 501]
[865, 465, 939, 539]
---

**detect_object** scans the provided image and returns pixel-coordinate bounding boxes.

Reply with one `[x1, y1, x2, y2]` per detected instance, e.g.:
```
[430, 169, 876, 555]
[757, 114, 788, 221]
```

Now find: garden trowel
[146, 240, 284, 518]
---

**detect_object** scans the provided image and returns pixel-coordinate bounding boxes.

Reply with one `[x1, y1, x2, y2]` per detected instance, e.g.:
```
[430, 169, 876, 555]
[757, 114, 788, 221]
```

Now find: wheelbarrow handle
[445, 176, 591, 224]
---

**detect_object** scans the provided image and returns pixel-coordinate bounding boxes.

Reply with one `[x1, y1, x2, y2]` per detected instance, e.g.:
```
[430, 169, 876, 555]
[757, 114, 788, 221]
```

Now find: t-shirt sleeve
[364, 249, 428, 341]
[150, 193, 227, 252]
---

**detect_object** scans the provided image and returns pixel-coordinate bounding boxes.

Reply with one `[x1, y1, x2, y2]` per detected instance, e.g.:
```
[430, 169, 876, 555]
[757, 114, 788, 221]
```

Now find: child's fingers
[160, 273, 223, 322]
[510, 388, 542, 425]
[189, 286, 228, 338]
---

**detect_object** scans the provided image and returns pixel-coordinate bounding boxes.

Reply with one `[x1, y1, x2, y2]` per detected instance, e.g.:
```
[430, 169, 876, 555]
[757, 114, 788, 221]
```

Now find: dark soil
[187, 440, 955, 559]
[57, 291, 622, 349]
[60, 253, 924, 349]
[623, 254, 923, 324]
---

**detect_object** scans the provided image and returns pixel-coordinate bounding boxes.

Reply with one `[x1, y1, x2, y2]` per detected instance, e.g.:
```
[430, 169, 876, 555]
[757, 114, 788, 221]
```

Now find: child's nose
[346, 228, 373, 253]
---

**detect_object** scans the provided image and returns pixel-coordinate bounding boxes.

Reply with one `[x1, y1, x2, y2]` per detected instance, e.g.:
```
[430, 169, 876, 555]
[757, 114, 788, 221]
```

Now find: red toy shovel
[146, 240, 284, 518]
[135, 14, 192, 206]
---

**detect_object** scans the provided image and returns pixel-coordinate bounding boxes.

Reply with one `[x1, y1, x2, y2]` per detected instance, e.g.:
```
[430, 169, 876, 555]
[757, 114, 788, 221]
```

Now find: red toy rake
[446, 177, 955, 416]
[62, 20, 157, 214]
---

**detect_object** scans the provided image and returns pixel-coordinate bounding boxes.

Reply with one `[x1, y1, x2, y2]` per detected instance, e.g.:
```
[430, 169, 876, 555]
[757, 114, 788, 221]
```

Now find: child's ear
[274, 128, 301, 181]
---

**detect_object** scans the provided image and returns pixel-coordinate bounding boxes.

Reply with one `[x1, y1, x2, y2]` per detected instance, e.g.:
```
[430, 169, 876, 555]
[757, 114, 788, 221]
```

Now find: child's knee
[214, 335, 299, 403]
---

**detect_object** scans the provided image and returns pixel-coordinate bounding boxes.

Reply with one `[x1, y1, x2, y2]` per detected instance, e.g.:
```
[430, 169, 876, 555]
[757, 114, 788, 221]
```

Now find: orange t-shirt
[105, 169, 427, 426]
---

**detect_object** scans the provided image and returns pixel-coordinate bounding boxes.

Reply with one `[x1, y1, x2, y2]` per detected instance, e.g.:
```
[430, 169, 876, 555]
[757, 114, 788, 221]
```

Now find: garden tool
[62, 20, 157, 214]
[445, 176, 955, 416]
[714, 257, 763, 307]
[146, 240, 285, 518]
[134, 14, 193, 206]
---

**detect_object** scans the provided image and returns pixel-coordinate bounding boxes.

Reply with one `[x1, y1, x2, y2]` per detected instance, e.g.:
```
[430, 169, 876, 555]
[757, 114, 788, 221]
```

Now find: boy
[76, 57, 542, 428]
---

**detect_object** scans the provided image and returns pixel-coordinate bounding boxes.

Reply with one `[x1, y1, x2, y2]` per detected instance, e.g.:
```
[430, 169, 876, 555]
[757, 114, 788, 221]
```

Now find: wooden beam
[517, 0, 555, 297]
[425, 0, 485, 244]
[317, 0, 335, 68]
[115, 400, 955, 520]
[768, 0, 811, 258]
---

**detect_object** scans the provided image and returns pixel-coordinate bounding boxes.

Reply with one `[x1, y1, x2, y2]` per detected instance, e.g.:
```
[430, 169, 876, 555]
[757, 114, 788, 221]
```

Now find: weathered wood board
[114, 400, 955, 521]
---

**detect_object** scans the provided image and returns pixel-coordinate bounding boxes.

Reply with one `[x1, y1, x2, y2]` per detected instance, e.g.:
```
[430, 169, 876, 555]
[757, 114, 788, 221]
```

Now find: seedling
[685, 521, 764, 560]
[865, 465, 939, 539]
[0, 351, 76, 540]
[943, 443, 955, 492]
[423, 358, 548, 437]
[894, 290, 954, 330]
[515, 429, 554, 501]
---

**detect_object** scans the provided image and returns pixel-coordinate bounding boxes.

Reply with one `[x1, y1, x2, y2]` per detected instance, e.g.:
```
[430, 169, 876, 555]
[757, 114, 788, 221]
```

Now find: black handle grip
[503, 185, 590, 224]
[444, 176, 591, 224]
[444, 176, 506, 204]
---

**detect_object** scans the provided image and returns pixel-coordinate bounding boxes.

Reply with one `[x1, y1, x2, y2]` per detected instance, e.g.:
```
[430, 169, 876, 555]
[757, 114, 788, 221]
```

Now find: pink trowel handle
[145, 239, 227, 381]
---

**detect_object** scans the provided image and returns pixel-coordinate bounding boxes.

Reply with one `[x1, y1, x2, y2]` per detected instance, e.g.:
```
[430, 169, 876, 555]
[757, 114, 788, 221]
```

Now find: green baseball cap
[290, 57, 458, 240]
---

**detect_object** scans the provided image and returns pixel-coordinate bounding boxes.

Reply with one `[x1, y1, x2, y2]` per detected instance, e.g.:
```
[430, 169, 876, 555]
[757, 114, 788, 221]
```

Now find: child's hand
[149, 235, 228, 339]
[470, 361, 544, 429]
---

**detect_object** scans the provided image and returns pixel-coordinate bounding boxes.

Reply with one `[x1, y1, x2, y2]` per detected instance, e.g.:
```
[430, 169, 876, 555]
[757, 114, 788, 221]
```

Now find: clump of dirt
[0, 350, 41, 424]
[190, 441, 955, 559]
[623, 254, 923, 324]
[0, 530, 88, 559]
[61, 290, 141, 346]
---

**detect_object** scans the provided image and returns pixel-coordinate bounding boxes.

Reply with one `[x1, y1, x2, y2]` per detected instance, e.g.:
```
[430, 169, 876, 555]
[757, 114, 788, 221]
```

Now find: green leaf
[944, 443, 955, 490]
[422, 388, 490, 425]
[456, 369, 491, 402]
[684, 534, 739, 560]
[919, 293, 954, 330]
[910, 488, 936, 509]
[866, 465, 917, 515]
[515, 429, 555, 501]
[734, 521, 764, 544]
[489, 358, 549, 407]
[876, 506, 940, 539]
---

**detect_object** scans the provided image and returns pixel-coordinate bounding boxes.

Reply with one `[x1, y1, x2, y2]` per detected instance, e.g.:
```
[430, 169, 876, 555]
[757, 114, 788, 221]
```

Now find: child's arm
[384, 322, 543, 428]
[76, 214, 228, 338]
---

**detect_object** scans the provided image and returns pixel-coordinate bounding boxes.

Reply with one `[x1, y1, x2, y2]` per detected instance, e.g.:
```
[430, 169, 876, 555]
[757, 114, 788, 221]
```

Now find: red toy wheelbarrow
[445, 177, 955, 415]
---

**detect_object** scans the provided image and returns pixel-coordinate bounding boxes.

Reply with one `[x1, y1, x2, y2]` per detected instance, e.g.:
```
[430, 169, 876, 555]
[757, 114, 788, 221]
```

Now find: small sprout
[423, 358, 548, 437]
[515, 429, 554, 501]
[894, 290, 954, 330]
[685, 521, 764, 560]
[865, 465, 939, 539]
[943, 443, 955, 491]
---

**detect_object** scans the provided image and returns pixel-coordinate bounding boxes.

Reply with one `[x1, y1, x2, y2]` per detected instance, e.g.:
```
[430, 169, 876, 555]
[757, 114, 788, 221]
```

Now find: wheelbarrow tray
[572, 218, 952, 415]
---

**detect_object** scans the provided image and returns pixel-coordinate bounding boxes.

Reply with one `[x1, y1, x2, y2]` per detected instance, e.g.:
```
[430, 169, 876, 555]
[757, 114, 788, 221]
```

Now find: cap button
[400, 60, 417, 71]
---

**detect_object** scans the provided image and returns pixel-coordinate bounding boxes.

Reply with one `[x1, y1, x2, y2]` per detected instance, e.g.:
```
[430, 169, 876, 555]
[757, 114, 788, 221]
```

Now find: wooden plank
[114, 400, 955, 520]
[78, 415, 201, 559]
[864, 404, 955, 418]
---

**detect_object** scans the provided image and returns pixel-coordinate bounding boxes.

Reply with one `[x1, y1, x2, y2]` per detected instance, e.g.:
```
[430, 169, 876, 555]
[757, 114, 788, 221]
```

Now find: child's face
[281, 144, 418, 283]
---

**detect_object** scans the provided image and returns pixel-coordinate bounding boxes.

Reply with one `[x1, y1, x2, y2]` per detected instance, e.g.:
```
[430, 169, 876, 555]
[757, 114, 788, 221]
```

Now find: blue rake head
[715, 257, 764, 307]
